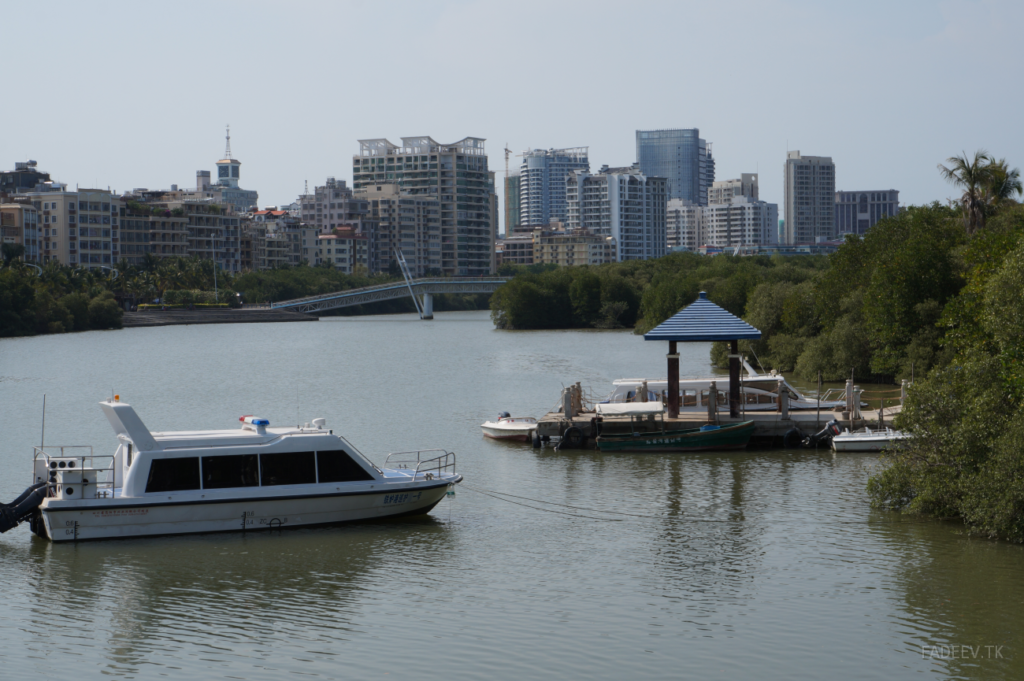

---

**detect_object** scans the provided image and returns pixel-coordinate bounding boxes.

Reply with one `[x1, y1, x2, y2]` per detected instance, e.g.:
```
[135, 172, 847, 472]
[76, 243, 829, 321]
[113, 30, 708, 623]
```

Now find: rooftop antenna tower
[225, 124, 232, 159]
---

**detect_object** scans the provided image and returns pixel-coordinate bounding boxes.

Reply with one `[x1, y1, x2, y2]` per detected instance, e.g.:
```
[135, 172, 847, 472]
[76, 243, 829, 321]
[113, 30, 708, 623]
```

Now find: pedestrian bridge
[269, 276, 510, 317]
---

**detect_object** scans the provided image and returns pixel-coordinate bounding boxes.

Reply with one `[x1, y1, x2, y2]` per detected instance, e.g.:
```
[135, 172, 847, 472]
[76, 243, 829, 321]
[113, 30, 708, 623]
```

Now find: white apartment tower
[566, 165, 667, 261]
[666, 199, 701, 250]
[784, 151, 835, 244]
[519, 147, 589, 227]
[708, 173, 758, 205]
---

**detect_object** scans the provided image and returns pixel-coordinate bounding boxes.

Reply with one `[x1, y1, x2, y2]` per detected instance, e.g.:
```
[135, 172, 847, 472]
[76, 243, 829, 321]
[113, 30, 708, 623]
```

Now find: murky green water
[1, 311, 1021, 680]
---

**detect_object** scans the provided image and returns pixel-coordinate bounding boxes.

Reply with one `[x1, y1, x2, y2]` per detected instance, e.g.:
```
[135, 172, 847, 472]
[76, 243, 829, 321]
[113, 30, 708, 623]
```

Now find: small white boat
[831, 427, 909, 452]
[0, 397, 461, 542]
[480, 413, 538, 441]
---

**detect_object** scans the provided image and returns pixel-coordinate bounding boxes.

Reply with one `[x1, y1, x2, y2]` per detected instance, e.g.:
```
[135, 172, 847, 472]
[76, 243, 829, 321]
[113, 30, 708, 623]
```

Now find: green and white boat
[593, 403, 755, 453]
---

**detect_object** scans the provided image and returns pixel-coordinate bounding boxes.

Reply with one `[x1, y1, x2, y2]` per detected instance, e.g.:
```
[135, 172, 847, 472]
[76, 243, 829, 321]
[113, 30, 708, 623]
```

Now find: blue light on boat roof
[240, 416, 270, 426]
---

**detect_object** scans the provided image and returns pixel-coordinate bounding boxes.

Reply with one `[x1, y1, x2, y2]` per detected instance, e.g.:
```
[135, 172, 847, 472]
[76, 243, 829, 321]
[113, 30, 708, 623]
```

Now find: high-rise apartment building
[666, 199, 701, 250]
[23, 189, 118, 269]
[518, 147, 589, 227]
[357, 184, 441, 277]
[636, 129, 714, 205]
[835, 190, 900, 235]
[566, 165, 667, 261]
[783, 151, 835, 244]
[701, 197, 779, 247]
[353, 137, 495, 276]
[504, 172, 520, 235]
[708, 174, 758, 205]
[298, 177, 377, 270]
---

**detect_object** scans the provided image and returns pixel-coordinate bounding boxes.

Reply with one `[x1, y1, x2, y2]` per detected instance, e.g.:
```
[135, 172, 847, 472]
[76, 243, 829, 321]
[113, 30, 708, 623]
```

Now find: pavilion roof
[643, 292, 762, 342]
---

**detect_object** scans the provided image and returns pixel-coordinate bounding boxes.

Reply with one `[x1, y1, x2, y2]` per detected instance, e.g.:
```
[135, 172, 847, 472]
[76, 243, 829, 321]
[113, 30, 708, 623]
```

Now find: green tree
[938, 150, 993, 234]
[88, 291, 123, 329]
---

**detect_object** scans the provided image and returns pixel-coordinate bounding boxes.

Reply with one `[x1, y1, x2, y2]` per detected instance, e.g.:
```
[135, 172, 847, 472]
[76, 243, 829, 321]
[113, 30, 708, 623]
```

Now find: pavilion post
[667, 340, 679, 419]
[729, 339, 740, 418]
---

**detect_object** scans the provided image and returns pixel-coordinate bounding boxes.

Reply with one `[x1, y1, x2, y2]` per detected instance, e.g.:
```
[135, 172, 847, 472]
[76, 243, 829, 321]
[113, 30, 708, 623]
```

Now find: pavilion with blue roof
[644, 291, 762, 419]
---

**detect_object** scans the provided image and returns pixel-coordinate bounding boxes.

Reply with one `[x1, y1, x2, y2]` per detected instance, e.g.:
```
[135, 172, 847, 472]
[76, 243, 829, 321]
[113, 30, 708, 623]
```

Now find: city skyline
[1, 1, 1021, 230]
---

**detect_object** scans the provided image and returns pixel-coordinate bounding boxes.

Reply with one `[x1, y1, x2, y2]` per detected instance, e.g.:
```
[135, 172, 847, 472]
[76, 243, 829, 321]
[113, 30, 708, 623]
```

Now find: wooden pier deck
[536, 406, 900, 447]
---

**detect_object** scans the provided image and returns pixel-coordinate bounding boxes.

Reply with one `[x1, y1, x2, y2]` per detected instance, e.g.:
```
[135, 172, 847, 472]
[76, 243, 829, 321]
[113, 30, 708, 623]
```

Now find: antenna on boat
[40, 395, 46, 451]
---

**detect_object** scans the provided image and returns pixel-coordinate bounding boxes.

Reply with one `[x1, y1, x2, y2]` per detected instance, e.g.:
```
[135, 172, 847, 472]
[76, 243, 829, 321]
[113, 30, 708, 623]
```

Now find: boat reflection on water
[6, 518, 451, 676]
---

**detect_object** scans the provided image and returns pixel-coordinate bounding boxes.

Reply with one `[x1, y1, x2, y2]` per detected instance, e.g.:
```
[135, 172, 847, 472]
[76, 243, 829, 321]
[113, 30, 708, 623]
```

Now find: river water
[1, 311, 1021, 680]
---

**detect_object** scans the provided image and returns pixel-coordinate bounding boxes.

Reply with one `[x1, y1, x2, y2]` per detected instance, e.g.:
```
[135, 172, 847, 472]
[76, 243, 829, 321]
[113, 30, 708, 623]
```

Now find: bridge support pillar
[421, 293, 434, 320]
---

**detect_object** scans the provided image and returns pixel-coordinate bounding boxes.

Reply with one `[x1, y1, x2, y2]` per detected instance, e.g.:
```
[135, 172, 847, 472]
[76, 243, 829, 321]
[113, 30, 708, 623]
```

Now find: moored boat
[480, 413, 537, 441]
[831, 427, 909, 452]
[0, 397, 461, 542]
[596, 420, 756, 453]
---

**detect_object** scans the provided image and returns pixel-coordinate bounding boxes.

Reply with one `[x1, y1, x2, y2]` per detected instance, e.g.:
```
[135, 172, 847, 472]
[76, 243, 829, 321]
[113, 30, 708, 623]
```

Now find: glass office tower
[636, 129, 714, 205]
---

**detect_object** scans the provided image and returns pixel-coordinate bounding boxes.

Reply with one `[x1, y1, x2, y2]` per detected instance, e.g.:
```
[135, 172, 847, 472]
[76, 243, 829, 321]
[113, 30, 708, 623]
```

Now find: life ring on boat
[561, 427, 584, 449]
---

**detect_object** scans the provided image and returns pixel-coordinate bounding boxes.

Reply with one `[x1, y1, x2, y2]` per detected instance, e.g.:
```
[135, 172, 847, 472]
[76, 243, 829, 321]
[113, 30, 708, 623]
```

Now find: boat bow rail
[383, 449, 456, 481]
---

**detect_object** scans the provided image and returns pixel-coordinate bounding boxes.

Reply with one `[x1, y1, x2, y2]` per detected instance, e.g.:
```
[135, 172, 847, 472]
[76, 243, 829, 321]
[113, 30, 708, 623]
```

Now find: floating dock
[536, 406, 900, 448]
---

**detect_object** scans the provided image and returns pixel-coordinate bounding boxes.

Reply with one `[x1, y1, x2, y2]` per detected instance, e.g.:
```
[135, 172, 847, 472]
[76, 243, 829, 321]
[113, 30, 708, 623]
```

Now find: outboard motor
[802, 419, 842, 448]
[0, 482, 48, 533]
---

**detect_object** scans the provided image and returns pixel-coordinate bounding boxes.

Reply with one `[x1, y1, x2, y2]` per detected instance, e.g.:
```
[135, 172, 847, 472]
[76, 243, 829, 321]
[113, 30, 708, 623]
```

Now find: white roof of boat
[100, 400, 332, 450]
[596, 403, 665, 416]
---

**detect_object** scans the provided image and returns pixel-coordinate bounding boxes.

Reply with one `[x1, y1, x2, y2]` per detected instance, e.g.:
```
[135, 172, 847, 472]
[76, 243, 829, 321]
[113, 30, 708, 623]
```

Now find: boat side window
[202, 454, 259, 489]
[126, 444, 133, 467]
[682, 390, 697, 407]
[260, 452, 316, 486]
[317, 449, 374, 483]
[145, 457, 200, 493]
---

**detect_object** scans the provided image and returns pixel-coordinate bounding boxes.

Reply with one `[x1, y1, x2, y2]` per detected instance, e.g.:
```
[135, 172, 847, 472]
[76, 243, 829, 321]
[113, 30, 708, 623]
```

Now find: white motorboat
[480, 412, 537, 441]
[603, 360, 860, 412]
[0, 398, 461, 542]
[831, 427, 909, 452]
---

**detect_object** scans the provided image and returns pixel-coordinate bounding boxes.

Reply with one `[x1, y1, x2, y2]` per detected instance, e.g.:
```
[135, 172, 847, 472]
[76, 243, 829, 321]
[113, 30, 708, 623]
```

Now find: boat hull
[596, 421, 756, 453]
[481, 426, 534, 441]
[831, 437, 905, 453]
[40, 481, 456, 542]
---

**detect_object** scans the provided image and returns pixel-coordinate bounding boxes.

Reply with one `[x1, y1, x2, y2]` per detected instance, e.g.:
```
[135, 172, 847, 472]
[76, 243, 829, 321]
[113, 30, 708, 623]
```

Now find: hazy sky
[3, 0, 1021, 229]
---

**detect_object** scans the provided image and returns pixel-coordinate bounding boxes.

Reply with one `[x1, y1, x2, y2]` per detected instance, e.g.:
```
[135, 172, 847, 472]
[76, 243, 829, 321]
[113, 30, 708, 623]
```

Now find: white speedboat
[480, 413, 537, 441]
[603, 360, 857, 412]
[0, 398, 461, 542]
[831, 427, 909, 452]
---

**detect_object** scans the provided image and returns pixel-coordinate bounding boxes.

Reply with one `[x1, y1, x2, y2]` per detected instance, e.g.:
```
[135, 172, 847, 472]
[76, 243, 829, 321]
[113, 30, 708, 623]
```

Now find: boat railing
[383, 449, 456, 481]
[32, 446, 117, 499]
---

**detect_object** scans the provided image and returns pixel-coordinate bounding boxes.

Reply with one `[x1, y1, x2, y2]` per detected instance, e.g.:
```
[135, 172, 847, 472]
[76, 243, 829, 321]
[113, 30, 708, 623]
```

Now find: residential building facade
[708, 174, 758, 205]
[353, 137, 495, 276]
[666, 199, 701, 250]
[636, 129, 714, 205]
[0, 202, 39, 261]
[504, 172, 520, 235]
[356, 184, 441, 277]
[24, 189, 118, 269]
[783, 151, 835, 244]
[496, 233, 534, 266]
[566, 165, 667, 261]
[117, 209, 189, 266]
[316, 227, 369, 274]
[533, 228, 617, 267]
[1, 160, 50, 194]
[835, 190, 900, 235]
[701, 196, 779, 247]
[518, 147, 589, 227]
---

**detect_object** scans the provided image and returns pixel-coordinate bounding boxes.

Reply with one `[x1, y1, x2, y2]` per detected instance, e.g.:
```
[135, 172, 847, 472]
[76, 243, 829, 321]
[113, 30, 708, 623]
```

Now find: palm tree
[983, 158, 1023, 207]
[938, 150, 992, 234]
